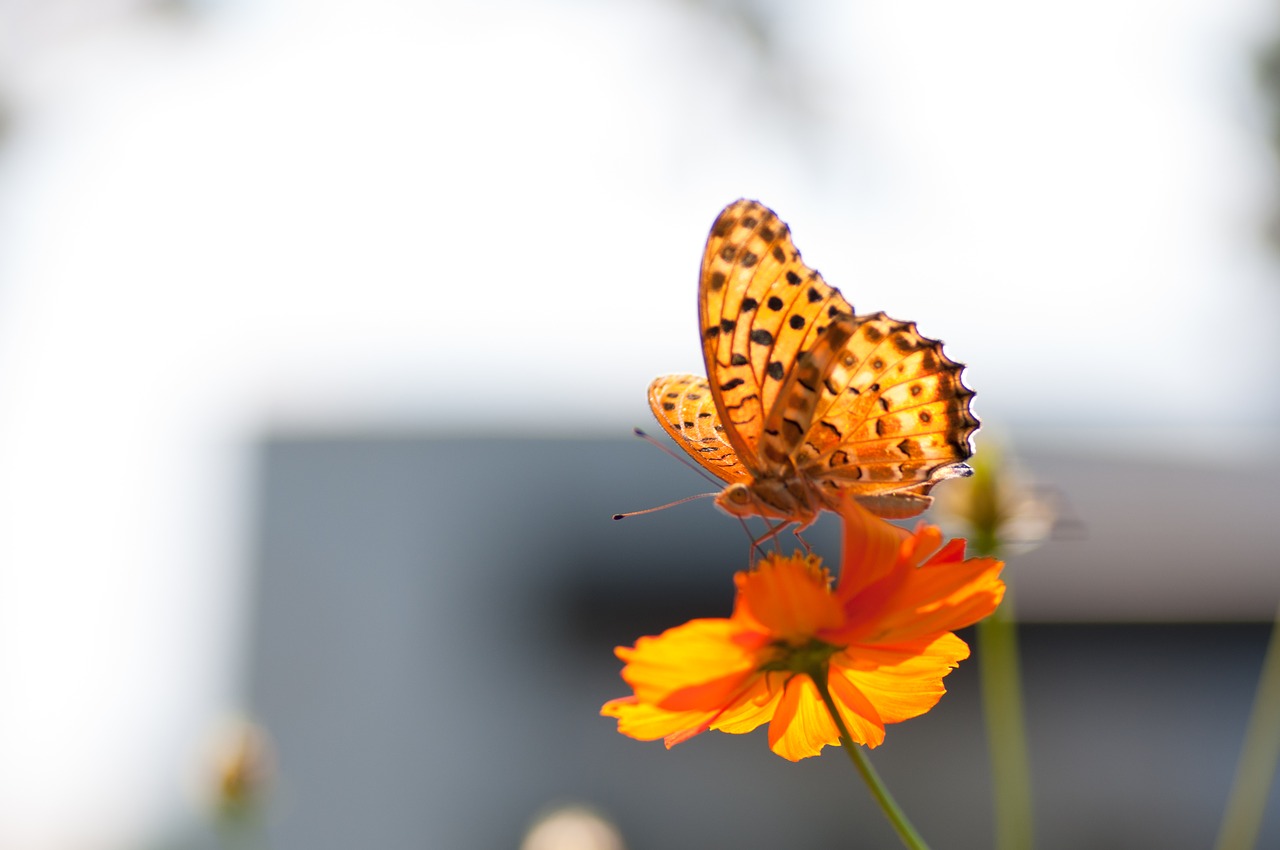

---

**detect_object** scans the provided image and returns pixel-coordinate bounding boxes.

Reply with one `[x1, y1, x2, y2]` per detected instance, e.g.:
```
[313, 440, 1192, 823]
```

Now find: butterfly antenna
[632, 428, 723, 487]
[612, 491, 717, 521]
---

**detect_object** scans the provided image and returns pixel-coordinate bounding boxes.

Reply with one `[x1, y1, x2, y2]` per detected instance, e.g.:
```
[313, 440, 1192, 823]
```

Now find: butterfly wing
[647, 374, 749, 485]
[795, 312, 979, 517]
[698, 199, 856, 474]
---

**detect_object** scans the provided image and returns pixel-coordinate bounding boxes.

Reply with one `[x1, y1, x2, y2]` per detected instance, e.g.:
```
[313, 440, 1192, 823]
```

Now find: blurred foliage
[1258, 29, 1280, 254]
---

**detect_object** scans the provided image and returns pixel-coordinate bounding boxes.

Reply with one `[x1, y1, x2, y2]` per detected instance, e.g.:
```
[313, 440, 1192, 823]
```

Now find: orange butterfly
[649, 199, 978, 531]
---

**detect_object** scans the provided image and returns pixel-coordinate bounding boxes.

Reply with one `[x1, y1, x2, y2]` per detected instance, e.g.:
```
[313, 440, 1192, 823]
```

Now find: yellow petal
[832, 633, 970, 724]
[618, 618, 759, 708]
[600, 697, 716, 745]
[709, 674, 783, 735]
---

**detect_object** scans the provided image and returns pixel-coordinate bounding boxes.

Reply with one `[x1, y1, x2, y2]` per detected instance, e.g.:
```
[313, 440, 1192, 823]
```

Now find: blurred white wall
[0, 0, 1276, 847]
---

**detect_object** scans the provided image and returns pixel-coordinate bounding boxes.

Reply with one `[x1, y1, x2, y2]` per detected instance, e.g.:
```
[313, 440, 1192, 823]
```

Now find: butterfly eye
[726, 484, 752, 506]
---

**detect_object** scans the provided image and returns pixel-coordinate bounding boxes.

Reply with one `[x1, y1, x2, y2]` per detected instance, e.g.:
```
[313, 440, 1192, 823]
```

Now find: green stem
[1214, 599, 1280, 850]
[812, 672, 932, 850]
[976, 585, 1035, 850]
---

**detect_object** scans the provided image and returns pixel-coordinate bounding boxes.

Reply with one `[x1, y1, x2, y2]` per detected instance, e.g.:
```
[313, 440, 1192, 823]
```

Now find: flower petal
[617, 618, 760, 709]
[600, 697, 717, 746]
[867, 557, 1005, 644]
[768, 675, 840, 761]
[830, 553, 1004, 645]
[735, 554, 842, 640]
[827, 669, 887, 748]
[832, 633, 970, 724]
[709, 673, 783, 735]
[836, 498, 910, 596]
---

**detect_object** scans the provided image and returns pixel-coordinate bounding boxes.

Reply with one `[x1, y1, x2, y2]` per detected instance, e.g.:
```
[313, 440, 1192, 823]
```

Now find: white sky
[0, 0, 1277, 847]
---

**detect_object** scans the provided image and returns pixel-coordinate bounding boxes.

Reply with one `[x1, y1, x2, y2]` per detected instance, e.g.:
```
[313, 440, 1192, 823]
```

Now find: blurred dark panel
[245, 436, 1280, 850]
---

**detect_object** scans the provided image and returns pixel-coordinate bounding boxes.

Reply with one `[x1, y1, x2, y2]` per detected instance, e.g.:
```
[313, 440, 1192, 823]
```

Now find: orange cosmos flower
[601, 498, 1005, 761]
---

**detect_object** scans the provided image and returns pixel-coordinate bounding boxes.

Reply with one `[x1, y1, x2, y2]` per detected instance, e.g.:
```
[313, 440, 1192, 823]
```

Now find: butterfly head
[717, 483, 755, 513]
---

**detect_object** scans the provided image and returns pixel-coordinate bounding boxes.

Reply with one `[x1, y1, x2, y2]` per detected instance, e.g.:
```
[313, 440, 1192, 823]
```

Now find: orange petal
[709, 673, 784, 735]
[600, 697, 717, 745]
[605, 672, 789, 747]
[618, 618, 759, 709]
[899, 523, 945, 568]
[836, 497, 910, 596]
[735, 554, 842, 640]
[827, 669, 887, 748]
[768, 675, 841, 761]
[831, 633, 970, 724]
[867, 557, 1005, 644]
[831, 555, 1004, 645]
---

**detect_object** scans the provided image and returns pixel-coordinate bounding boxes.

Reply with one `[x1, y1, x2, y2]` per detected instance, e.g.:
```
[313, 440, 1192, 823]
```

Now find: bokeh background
[1, 1, 1279, 848]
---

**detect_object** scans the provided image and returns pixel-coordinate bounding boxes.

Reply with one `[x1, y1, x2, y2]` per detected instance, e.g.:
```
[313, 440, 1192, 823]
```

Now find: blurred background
[1, 0, 1279, 848]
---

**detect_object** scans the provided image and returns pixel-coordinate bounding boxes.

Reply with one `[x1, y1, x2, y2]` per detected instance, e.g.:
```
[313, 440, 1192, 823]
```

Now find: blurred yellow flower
[932, 441, 1059, 557]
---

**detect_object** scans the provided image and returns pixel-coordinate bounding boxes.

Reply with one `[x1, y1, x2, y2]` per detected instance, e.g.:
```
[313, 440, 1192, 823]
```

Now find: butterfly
[648, 199, 978, 532]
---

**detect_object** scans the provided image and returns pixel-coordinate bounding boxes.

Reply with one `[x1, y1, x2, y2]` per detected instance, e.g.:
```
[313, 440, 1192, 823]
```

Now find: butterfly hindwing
[647, 374, 748, 485]
[803, 314, 978, 488]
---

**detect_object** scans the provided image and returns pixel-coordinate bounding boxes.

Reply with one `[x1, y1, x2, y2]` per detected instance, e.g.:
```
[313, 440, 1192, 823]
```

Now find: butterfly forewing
[698, 200, 856, 471]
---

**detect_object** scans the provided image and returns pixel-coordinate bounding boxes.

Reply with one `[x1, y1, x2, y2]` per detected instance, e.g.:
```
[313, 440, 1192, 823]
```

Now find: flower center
[760, 637, 842, 679]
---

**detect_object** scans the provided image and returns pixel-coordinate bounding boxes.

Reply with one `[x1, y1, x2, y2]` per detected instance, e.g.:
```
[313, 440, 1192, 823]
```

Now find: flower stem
[812, 673, 932, 850]
[976, 586, 1036, 850]
[1213, 599, 1280, 850]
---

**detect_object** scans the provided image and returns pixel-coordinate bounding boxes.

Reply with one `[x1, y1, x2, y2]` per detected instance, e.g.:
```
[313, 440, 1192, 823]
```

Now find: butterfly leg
[746, 517, 797, 557]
